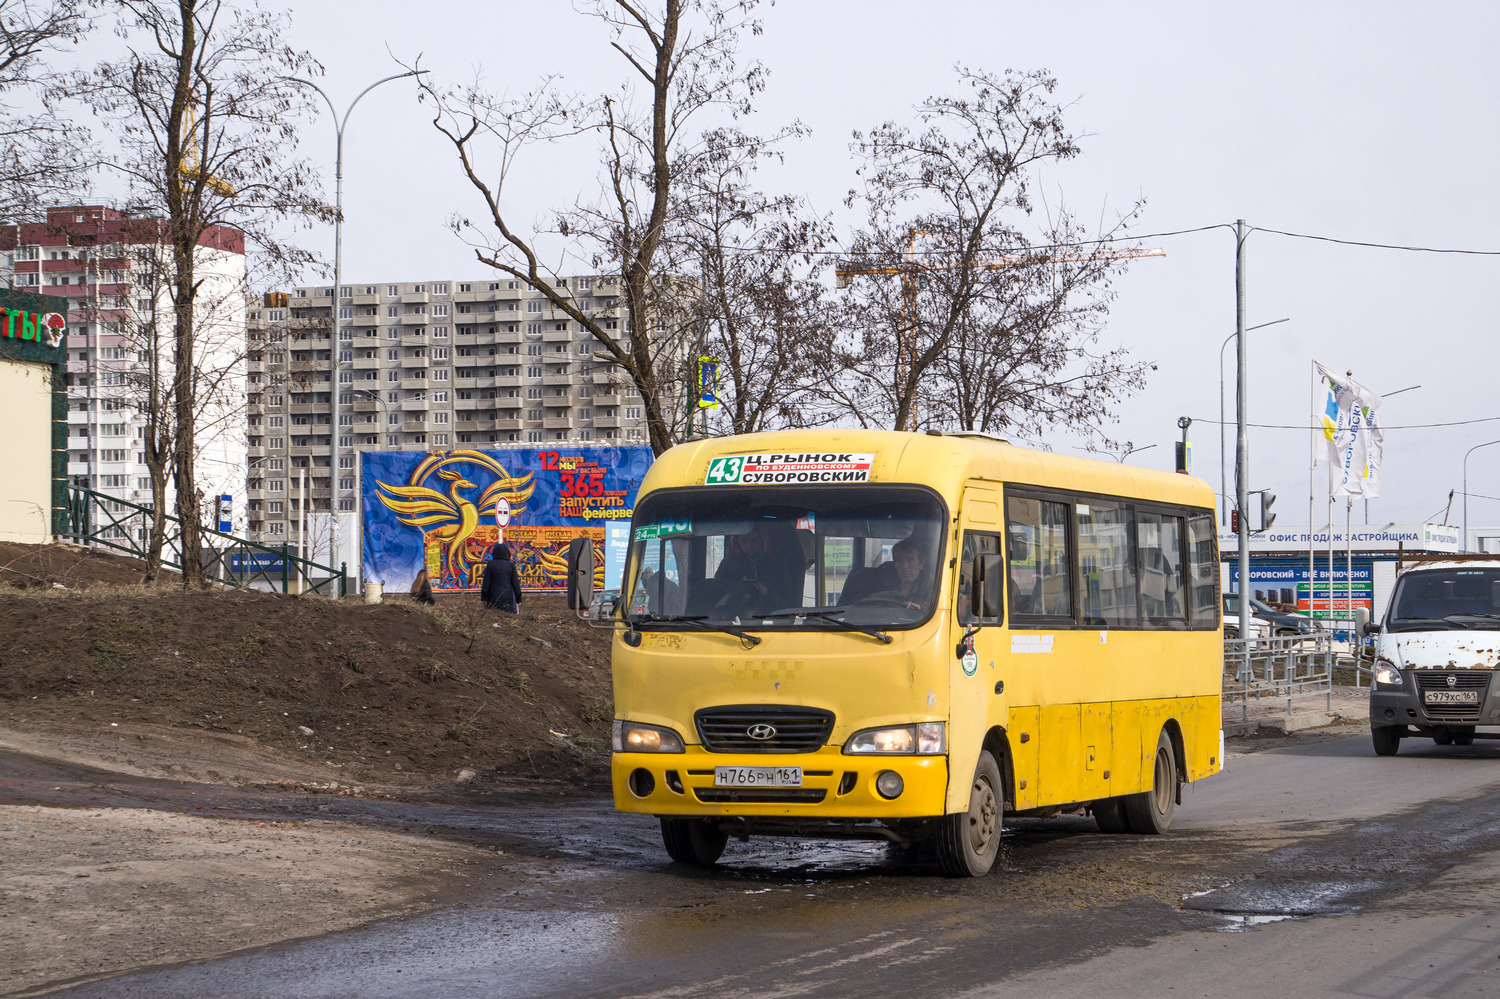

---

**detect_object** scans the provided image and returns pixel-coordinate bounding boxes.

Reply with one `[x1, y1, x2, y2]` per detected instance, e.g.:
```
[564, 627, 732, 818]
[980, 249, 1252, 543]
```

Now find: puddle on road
[1182, 875, 1383, 931]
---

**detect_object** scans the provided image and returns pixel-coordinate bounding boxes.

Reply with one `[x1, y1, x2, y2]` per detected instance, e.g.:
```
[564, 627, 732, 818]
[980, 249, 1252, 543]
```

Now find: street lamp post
[1464, 439, 1500, 552]
[290, 70, 427, 594]
[1217, 317, 1289, 525]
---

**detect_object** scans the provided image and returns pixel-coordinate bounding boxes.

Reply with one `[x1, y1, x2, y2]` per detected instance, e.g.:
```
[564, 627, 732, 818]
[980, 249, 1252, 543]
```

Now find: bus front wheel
[935, 750, 1002, 877]
[660, 818, 728, 867]
[1121, 730, 1178, 834]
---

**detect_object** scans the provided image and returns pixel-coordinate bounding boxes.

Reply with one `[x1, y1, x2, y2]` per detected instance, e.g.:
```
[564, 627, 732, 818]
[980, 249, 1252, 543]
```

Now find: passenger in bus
[713, 524, 802, 611]
[637, 566, 685, 617]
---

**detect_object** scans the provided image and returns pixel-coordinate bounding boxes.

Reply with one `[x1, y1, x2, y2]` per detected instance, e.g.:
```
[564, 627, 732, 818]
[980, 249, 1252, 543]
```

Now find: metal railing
[60, 485, 346, 596]
[1223, 633, 1335, 721]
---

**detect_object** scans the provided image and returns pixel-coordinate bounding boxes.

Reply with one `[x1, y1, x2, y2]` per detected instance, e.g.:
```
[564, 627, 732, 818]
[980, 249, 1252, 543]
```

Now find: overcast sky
[130, 1, 1500, 528]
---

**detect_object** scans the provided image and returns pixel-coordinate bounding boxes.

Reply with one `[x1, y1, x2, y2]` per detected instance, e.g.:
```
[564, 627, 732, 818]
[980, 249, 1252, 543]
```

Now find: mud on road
[10, 728, 1500, 998]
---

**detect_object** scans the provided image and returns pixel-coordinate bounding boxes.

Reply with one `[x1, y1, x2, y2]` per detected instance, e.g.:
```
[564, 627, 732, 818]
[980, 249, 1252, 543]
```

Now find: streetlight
[1464, 439, 1500, 552]
[1218, 317, 1289, 525]
[289, 69, 428, 592]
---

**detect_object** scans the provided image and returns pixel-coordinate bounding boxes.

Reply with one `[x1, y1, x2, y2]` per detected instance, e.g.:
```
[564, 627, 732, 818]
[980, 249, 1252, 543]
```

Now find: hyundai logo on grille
[1448, 674, 1458, 688]
[746, 723, 777, 741]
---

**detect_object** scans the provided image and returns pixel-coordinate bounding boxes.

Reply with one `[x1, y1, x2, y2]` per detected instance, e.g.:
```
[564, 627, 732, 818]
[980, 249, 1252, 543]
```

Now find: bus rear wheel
[660, 818, 728, 867]
[1121, 730, 1178, 835]
[1093, 797, 1130, 833]
[935, 750, 1002, 877]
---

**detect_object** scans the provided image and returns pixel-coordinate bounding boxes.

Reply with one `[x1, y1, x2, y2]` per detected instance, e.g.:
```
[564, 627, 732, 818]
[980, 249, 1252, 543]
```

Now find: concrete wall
[0, 357, 57, 542]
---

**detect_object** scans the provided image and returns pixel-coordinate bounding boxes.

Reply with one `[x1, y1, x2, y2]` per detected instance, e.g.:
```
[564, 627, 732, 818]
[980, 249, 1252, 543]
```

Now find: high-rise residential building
[0, 205, 248, 544]
[244, 275, 649, 549]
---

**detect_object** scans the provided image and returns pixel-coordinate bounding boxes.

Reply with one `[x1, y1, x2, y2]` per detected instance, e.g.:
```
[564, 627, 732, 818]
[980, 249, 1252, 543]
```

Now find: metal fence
[1223, 633, 1335, 721]
[59, 485, 346, 597]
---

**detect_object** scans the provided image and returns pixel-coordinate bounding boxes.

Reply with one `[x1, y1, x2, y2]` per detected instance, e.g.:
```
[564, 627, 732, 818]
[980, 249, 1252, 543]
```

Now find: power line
[1252, 226, 1500, 257]
[1192, 415, 1500, 431]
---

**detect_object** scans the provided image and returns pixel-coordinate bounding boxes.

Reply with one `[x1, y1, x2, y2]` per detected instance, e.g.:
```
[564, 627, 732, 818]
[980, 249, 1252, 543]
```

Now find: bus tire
[1121, 730, 1177, 835]
[935, 750, 1002, 877]
[1093, 797, 1130, 833]
[1371, 725, 1402, 756]
[660, 818, 728, 867]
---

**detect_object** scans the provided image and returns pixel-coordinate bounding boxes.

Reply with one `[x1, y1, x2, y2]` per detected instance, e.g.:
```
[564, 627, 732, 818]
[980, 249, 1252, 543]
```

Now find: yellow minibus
[584, 429, 1222, 876]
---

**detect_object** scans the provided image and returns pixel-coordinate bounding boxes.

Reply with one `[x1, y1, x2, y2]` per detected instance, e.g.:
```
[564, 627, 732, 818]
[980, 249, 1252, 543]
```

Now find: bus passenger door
[947, 485, 1005, 815]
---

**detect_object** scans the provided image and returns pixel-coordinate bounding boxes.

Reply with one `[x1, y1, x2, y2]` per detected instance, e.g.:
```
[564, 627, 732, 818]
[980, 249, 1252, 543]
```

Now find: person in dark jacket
[410, 569, 436, 605]
[480, 544, 524, 614]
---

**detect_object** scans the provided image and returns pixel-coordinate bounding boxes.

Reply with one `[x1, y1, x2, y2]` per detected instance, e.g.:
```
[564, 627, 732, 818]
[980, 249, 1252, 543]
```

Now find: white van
[1364, 559, 1500, 755]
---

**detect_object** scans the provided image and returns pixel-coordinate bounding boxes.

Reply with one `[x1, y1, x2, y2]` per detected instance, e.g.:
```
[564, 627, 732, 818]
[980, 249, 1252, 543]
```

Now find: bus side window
[1138, 511, 1187, 627]
[1007, 496, 1073, 621]
[1186, 513, 1219, 627]
[958, 531, 1002, 626]
[1076, 499, 1139, 627]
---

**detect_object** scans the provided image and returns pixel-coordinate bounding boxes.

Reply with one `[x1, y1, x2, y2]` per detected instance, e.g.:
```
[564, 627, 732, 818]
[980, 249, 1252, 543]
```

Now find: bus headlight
[844, 722, 946, 755]
[612, 720, 685, 753]
[1374, 662, 1402, 687]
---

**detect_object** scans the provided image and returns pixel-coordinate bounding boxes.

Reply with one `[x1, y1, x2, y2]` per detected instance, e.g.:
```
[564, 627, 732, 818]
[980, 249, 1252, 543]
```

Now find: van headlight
[844, 722, 946, 755]
[1374, 661, 1402, 687]
[612, 720, 685, 753]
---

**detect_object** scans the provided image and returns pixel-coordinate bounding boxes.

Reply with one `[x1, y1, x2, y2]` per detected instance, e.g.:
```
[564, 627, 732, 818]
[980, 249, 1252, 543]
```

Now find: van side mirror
[1355, 606, 1374, 636]
[566, 536, 596, 613]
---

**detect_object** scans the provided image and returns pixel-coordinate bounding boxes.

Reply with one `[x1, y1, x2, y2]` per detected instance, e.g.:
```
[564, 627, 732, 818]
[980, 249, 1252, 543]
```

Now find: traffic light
[1258, 491, 1277, 532]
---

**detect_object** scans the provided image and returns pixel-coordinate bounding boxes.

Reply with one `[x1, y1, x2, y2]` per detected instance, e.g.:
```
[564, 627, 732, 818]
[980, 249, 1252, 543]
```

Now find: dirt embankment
[0, 564, 616, 789]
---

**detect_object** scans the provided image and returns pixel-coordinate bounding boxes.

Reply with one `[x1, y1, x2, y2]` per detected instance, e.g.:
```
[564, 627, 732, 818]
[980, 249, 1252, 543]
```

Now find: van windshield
[1387, 568, 1500, 631]
[625, 486, 946, 629]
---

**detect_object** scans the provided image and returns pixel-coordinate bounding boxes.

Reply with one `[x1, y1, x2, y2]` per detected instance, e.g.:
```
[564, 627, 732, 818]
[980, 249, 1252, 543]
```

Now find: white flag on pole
[1314, 362, 1383, 498]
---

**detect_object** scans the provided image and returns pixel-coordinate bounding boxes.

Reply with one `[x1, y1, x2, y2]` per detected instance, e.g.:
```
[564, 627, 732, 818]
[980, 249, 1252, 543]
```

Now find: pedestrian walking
[480, 544, 524, 614]
[410, 568, 435, 605]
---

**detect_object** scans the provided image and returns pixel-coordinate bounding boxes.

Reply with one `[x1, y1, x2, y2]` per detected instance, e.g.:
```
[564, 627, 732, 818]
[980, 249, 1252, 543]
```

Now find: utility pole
[1234, 220, 1251, 685]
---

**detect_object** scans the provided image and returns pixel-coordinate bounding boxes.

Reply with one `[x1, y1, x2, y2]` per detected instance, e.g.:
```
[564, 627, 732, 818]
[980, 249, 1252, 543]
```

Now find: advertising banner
[361, 446, 652, 593]
[1227, 560, 1374, 622]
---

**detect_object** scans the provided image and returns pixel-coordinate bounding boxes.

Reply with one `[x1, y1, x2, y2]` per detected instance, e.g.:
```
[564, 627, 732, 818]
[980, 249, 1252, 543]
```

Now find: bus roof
[643, 429, 1215, 509]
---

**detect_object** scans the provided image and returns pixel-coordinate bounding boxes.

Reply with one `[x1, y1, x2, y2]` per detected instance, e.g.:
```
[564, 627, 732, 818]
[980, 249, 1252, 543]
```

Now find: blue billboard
[360, 446, 652, 593]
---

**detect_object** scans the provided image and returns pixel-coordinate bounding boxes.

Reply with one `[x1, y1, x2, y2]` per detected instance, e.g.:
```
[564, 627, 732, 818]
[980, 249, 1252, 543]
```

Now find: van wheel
[935, 750, 1002, 877]
[1433, 731, 1454, 746]
[660, 818, 728, 866]
[1453, 728, 1475, 746]
[1371, 725, 1402, 756]
[1093, 797, 1131, 833]
[1122, 730, 1178, 834]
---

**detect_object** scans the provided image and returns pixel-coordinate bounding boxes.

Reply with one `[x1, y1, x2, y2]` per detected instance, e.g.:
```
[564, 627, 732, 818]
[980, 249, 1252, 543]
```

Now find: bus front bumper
[612, 749, 949, 819]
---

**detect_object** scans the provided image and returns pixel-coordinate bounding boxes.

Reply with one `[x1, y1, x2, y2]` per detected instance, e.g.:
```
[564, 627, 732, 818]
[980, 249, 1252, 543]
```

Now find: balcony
[398, 314, 429, 326]
[399, 377, 429, 391]
[351, 294, 379, 306]
[400, 398, 431, 412]
[542, 326, 573, 342]
[352, 355, 381, 370]
[400, 291, 429, 304]
[495, 418, 524, 431]
[593, 415, 625, 429]
[400, 421, 428, 434]
[542, 371, 575, 387]
[542, 415, 575, 430]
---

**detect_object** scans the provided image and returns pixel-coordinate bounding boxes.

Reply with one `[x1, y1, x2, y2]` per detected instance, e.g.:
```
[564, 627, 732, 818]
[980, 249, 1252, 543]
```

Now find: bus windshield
[625, 485, 946, 629]
[1388, 568, 1500, 631]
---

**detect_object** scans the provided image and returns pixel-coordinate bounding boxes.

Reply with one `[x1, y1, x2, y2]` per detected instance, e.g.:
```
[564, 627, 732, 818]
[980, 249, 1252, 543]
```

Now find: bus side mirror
[566, 536, 596, 613]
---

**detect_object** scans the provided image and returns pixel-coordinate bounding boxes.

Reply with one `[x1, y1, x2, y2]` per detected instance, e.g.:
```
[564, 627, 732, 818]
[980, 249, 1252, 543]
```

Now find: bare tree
[413, 0, 779, 455]
[675, 126, 837, 435]
[833, 68, 1153, 440]
[0, 0, 92, 223]
[68, 0, 330, 586]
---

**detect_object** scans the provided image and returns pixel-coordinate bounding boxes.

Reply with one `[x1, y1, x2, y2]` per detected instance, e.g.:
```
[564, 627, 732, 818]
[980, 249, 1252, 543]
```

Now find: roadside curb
[1224, 712, 1337, 738]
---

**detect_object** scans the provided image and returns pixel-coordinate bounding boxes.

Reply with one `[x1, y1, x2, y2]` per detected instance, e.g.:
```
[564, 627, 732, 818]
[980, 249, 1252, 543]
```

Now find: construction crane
[178, 100, 236, 198]
[835, 241, 1165, 430]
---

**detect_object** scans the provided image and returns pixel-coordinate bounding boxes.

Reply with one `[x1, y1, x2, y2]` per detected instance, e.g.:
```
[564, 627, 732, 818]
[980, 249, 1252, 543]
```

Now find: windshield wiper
[641, 614, 761, 646]
[757, 609, 893, 644]
[1443, 613, 1500, 627]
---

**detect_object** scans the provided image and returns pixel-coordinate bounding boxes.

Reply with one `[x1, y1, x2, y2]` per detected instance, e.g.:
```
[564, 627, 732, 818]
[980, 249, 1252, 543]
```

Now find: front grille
[694, 787, 827, 804]
[694, 705, 834, 753]
[1415, 671, 1491, 720]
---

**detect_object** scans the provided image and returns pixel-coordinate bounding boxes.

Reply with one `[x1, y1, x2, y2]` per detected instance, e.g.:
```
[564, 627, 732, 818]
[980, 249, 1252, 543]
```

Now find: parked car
[1221, 594, 1272, 640]
[1248, 597, 1318, 636]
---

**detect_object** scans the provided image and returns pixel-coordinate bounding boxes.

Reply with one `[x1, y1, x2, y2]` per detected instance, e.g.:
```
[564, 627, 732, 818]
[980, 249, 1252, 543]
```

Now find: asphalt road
[36, 732, 1500, 998]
